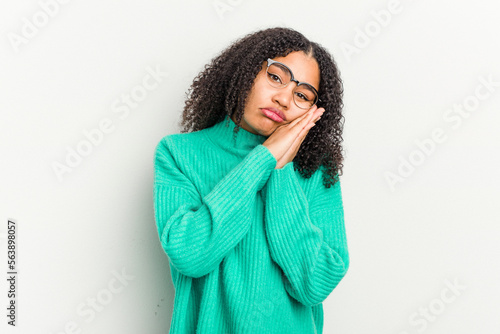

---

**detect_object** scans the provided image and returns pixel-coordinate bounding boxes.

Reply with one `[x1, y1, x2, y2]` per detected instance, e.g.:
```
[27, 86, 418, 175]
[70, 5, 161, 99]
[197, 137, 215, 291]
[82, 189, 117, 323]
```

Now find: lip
[261, 108, 286, 122]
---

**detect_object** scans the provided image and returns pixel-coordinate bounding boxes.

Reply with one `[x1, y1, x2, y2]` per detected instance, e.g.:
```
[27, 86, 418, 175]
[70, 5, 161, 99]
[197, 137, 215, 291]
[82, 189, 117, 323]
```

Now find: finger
[305, 106, 323, 123]
[294, 122, 315, 152]
[284, 136, 303, 161]
[288, 120, 311, 151]
[293, 109, 316, 134]
[283, 119, 315, 161]
[294, 121, 315, 145]
[303, 121, 316, 132]
[300, 111, 316, 129]
[289, 105, 317, 127]
[312, 108, 325, 122]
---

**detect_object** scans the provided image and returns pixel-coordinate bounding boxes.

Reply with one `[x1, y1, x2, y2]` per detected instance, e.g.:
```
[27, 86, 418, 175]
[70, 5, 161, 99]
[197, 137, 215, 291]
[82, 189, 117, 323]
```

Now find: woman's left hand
[275, 107, 325, 169]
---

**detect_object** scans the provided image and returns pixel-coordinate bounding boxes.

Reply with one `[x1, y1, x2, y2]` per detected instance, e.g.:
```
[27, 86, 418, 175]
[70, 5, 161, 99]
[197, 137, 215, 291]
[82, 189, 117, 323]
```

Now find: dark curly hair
[178, 27, 345, 188]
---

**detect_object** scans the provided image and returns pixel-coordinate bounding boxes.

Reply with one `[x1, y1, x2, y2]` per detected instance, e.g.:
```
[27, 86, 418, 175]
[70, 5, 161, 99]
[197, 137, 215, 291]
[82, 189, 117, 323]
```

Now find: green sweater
[153, 115, 349, 334]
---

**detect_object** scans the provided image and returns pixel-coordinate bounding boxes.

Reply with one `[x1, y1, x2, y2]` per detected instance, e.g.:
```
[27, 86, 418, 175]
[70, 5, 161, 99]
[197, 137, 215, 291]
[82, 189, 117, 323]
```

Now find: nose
[272, 82, 297, 109]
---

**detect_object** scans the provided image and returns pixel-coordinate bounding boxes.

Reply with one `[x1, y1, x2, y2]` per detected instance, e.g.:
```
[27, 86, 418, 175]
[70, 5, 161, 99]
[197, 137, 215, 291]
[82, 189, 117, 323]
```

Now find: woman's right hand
[263, 105, 323, 163]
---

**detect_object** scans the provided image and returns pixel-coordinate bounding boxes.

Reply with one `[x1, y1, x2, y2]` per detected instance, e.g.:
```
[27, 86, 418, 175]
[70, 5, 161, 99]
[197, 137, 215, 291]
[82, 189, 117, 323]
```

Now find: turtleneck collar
[205, 115, 268, 155]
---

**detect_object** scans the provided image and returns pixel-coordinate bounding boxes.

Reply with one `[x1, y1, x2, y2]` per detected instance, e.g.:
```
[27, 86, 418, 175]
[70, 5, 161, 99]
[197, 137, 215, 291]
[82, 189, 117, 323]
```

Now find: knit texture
[153, 115, 349, 334]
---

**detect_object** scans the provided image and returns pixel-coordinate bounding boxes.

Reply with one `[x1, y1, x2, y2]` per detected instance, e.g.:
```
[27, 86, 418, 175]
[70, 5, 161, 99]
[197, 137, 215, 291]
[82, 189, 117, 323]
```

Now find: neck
[206, 115, 268, 155]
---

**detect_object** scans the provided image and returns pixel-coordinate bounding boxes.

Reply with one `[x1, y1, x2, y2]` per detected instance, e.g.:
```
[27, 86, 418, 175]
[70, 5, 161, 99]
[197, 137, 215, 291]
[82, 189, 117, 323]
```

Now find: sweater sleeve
[263, 162, 349, 307]
[153, 137, 277, 278]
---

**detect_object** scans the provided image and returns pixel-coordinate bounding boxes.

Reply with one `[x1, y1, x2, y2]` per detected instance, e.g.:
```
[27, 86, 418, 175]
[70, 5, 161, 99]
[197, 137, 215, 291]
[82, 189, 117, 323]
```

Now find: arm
[263, 162, 349, 306]
[154, 137, 277, 278]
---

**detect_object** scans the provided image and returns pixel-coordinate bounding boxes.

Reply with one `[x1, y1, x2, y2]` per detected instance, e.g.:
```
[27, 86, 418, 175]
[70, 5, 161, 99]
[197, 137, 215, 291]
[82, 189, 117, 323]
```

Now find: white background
[1, 0, 499, 333]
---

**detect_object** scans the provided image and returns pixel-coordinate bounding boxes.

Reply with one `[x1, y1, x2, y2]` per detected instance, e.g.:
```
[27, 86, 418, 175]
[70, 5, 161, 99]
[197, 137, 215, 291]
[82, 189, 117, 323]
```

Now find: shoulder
[155, 129, 211, 158]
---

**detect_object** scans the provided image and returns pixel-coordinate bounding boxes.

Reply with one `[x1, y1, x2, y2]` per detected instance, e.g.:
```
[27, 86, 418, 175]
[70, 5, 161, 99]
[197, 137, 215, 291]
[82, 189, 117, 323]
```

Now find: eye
[295, 91, 310, 101]
[267, 72, 282, 84]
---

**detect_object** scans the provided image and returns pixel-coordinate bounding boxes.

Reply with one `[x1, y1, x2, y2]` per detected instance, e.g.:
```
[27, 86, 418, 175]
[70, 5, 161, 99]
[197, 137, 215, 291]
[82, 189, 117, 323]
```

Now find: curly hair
[178, 27, 345, 188]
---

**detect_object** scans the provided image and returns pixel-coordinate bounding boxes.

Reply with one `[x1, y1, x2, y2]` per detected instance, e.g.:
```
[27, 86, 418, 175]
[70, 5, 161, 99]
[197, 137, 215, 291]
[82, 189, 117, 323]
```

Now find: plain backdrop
[1, 0, 499, 333]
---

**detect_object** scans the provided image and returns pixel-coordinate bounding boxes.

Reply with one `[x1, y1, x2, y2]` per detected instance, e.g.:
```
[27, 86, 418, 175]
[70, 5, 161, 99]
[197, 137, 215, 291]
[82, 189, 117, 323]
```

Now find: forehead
[271, 51, 320, 91]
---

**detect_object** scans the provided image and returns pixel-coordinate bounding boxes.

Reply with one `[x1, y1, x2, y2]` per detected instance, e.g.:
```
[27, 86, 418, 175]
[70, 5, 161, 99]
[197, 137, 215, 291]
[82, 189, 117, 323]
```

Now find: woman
[153, 27, 349, 333]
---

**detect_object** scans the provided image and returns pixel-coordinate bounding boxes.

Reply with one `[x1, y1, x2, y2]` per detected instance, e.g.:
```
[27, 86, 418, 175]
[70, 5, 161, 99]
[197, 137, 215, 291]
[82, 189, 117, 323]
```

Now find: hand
[263, 105, 325, 169]
[275, 106, 325, 169]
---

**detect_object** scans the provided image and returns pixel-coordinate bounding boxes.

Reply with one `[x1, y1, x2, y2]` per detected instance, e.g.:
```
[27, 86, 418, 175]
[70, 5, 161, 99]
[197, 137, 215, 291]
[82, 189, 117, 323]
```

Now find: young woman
[153, 27, 349, 333]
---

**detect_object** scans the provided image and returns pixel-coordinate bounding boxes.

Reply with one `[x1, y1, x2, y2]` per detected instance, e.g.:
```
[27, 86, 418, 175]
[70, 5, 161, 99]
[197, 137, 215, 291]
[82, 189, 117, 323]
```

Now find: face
[231, 51, 320, 136]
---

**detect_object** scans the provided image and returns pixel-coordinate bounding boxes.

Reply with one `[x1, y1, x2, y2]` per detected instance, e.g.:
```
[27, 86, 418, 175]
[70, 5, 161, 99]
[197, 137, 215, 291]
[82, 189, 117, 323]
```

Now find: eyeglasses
[265, 58, 321, 110]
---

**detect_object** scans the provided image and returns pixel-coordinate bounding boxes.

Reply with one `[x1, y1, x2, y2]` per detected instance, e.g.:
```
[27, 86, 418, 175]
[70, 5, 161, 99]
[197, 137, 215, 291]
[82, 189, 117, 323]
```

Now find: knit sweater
[153, 114, 349, 334]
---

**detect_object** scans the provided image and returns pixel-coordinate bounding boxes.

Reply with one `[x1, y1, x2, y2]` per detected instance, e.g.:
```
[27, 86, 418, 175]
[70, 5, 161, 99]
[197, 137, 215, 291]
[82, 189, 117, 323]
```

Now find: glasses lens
[266, 63, 291, 87]
[266, 61, 318, 109]
[294, 84, 318, 109]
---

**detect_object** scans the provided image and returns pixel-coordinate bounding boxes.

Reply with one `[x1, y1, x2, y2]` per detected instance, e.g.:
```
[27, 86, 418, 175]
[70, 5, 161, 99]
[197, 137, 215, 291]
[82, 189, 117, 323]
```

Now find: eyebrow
[298, 77, 319, 93]
[284, 62, 319, 91]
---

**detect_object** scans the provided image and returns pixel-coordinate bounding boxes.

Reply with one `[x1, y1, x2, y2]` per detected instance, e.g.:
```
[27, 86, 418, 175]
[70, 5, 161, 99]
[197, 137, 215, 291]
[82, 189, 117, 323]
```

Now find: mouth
[261, 108, 286, 122]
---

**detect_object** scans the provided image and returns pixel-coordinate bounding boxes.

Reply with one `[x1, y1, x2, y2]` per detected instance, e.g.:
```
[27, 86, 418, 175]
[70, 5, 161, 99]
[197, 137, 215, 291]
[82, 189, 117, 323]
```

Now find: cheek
[252, 78, 271, 99]
[290, 110, 308, 122]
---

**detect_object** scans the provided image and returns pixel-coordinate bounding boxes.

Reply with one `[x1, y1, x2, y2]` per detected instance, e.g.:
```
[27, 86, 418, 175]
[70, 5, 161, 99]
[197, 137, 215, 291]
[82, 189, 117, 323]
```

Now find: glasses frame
[265, 58, 321, 110]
